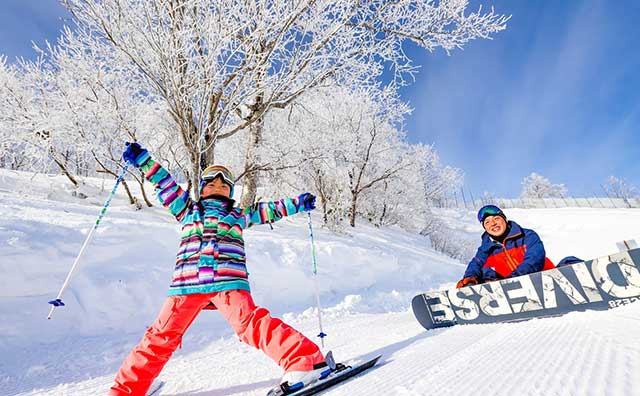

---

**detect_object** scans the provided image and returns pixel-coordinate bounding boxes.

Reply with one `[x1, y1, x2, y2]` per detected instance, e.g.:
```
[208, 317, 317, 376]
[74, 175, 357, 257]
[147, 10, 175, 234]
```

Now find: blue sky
[1, 0, 639, 198]
[401, 0, 640, 197]
[0, 1, 69, 58]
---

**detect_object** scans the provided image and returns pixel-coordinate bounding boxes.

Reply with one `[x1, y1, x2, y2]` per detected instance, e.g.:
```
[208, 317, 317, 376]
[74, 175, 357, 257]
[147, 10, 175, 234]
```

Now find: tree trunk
[178, 119, 204, 200]
[200, 131, 216, 169]
[349, 191, 358, 227]
[239, 113, 264, 207]
[186, 178, 193, 198]
[378, 181, 389, 226]
[93, 152, 140, 208]
[379, 203, 387, 226]
[191, 151, 202, 200]
[321, 195, 328, 224]
[137, 170, 153, 207]
[50, 147, 79, 187]
[316, 175, 329, 224]
[120, 179, 140, 207]
[96, 167, 140, 208]
[188, 121, 204, 200]
[239, 59, 266, 207]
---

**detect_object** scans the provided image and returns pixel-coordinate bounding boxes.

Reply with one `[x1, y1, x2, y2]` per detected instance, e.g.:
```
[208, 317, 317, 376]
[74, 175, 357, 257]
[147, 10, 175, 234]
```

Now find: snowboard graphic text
[413, 248, 640, 329]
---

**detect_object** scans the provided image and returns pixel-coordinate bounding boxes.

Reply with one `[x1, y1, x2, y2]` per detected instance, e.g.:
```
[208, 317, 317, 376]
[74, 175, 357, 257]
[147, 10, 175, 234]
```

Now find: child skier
[111, 142, 330, 396]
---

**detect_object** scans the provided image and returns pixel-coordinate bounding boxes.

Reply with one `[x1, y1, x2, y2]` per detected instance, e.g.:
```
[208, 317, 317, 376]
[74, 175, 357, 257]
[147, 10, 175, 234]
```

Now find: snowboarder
[110, 142, 331, 396]
[456, 204, 556, 288]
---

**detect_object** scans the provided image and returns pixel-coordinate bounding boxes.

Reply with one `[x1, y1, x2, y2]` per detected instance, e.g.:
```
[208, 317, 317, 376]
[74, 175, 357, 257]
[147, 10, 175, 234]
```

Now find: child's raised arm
[242, 193, 315, 228]
[123, 143, 192, 222]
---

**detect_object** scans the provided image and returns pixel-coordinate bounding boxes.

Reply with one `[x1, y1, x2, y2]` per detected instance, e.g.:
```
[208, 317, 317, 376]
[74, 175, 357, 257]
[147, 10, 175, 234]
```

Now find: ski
[412, 247, 640, 330]
[147, 380, 165, 396]
[268, 355, 382, 396]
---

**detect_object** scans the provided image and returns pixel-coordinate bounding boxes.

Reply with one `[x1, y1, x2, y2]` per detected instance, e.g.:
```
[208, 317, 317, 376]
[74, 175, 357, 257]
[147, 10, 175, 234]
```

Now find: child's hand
[123, 142, 148, 164]
[299, 192, 316, 211]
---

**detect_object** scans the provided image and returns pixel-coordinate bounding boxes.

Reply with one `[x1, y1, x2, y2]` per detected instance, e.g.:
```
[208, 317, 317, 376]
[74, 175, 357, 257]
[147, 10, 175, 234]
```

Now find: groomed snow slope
[1, 169, 639, 396]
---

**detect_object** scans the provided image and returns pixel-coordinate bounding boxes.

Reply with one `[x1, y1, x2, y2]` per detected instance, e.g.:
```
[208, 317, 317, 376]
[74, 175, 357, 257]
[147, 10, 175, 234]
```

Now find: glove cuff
[133, 151, 151, 168]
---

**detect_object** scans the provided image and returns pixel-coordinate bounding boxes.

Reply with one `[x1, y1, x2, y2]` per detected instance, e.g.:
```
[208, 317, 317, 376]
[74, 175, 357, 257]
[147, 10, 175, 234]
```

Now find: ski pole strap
[47, 162, 130, 320]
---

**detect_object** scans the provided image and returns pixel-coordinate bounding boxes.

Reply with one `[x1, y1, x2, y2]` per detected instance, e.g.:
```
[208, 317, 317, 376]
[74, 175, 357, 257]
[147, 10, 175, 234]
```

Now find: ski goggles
[202, 165, 234, 187]
[477, 205, 503, 223]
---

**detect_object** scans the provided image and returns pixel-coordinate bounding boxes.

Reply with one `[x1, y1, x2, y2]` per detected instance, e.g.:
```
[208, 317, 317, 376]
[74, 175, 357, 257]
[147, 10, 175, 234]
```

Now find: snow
[1, 168, 640, 396]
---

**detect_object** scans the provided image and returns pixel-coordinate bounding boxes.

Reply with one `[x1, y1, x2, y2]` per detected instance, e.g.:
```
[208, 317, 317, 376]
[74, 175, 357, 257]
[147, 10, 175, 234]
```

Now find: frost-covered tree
[604, 176, 637, 199]
[360, 143, 461, 229]
[0, 28, 180, 206]
[0, 54, 84, 185]
[62, 0, 508, 201]
[520, 172, 567, 199]
[258, 85, 413, 227]
[341, 109, 414, 227]
[481, 191, 498, 206]
[255, 84, 462, 229]
[603, 176, 638, 207]
[416, 144, 463, 208]
[0, 57, 37, 171]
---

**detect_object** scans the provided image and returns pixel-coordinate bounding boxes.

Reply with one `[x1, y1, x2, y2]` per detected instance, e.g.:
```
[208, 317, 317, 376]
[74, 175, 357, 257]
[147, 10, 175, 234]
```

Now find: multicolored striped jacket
[463, 221, 555, 281]
[133, 152, 308, 296]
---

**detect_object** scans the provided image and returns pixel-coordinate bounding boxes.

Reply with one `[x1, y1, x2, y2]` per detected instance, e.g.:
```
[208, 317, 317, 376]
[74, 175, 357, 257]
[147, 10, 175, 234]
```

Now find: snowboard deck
[412, 247, 640, 330]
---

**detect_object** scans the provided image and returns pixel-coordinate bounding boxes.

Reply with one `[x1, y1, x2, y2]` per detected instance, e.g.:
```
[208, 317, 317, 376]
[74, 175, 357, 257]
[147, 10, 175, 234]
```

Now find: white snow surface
[1, 168, 640, 396]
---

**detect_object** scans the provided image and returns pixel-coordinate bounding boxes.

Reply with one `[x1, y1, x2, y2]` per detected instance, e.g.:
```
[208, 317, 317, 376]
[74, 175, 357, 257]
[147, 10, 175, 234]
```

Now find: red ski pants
[109, 290, 324, 396]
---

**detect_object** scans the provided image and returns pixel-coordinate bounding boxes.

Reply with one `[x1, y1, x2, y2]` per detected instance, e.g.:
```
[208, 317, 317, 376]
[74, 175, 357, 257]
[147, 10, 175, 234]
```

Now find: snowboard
[268, 354, 382, 396]
[412, 247, 640, 330]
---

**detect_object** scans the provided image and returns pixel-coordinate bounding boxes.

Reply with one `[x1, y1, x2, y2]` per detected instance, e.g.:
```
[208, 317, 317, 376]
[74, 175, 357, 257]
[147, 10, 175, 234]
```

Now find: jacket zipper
[500, 233, 522, 272]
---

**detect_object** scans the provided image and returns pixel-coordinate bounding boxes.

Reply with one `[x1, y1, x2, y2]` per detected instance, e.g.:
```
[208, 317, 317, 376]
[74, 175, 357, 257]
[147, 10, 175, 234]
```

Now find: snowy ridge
[1, 169, 640, 396]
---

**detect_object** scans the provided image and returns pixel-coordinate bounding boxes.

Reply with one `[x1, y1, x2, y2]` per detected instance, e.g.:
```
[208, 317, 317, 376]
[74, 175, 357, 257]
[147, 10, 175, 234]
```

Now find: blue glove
[299, 192, 316, 211]
[482, 267, 503, 282]
[122, 142, 148, 165]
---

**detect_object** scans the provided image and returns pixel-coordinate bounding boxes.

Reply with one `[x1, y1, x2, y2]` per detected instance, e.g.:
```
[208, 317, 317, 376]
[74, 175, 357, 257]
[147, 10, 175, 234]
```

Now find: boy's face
[201, 176, 231, 198]
[483, 215, 507, 237]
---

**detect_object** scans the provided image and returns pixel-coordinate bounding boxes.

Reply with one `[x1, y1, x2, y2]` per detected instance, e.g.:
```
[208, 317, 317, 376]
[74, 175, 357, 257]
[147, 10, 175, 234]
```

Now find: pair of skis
[148, 354, 381, 396]
[268, 353, 382, 396]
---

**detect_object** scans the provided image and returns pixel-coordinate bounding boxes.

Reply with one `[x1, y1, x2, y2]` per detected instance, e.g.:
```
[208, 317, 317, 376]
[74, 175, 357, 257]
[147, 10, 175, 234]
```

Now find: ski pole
[306, 211, 326, 348]
[47, 162, 130, 320]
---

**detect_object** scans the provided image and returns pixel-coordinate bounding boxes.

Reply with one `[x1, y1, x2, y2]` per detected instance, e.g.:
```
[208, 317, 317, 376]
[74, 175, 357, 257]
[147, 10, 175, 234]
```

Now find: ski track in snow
[10, 305, 640, 396]
[2, 169, 640, 396]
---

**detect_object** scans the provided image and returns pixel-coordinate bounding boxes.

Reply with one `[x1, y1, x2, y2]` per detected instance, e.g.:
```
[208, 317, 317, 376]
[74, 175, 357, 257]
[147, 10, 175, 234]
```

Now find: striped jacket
[463, 221, 555, 281]
[134, 152, 308, 296]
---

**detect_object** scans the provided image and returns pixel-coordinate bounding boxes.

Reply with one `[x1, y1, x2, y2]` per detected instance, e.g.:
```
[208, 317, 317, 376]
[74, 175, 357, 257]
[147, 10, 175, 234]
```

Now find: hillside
[1, 169, 639, 396]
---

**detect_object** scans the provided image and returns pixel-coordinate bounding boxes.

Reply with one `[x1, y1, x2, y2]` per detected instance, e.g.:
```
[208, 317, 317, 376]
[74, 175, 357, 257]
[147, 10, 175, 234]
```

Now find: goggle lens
[477, 205, 502, 223]
[202, 166, 234, 186]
